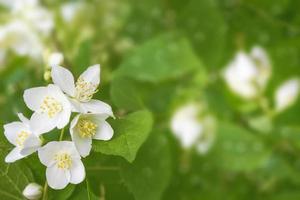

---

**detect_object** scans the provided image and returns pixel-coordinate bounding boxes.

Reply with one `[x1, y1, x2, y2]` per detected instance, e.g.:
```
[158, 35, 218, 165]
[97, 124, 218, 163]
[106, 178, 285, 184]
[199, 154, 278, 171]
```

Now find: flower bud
[275, 78, 300, 112]
[23, 183, 43, 200]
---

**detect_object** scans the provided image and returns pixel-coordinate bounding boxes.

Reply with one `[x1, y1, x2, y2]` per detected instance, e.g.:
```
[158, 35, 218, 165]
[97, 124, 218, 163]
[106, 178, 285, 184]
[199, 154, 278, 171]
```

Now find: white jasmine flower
[51, 64, 113, 116]
[3, 113, 42, 163]
[275, 78, 300, 112]
[38, 141, 85, 190]
[22, 182, 42, 200]
[223, 46, 271, 99]
[23, 84, 72, 133]
[70, 113, 114, 157]
[170, 103, 216, 154]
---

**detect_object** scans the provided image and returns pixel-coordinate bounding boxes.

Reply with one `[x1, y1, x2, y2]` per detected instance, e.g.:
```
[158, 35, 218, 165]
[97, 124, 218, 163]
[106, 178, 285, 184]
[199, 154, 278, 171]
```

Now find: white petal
[71, 129, 92, 158]
[81, 99, 114, 116]
[30, 112, 57, 134]
[275, 79, 300, 112]
[17, 113, 30, 124]
[51, 65, 75, 96]
[56, 109, 71, 129]
[46, 166, 70, 190]
[20, 134, 41, 155]
[70, 159, 85, 184]
[68, 98, 84, 112]
[93, 121, 113, 141]
[79, 64, 100, 86]
[4, 122, 28, 145]
[23, 87, 47, 111]
[5, 147, 26, 163]
[38, 142, 60, 167]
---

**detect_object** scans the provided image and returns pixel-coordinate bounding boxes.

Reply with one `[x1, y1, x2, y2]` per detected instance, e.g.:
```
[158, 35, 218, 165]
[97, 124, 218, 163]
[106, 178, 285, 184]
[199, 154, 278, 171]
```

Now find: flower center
[75, 77, 98, 102]
[77, 119, 97, 138]
[54, 153, 72, 169]
[40, 96, 63, 118]
[16, 131, 30, 147]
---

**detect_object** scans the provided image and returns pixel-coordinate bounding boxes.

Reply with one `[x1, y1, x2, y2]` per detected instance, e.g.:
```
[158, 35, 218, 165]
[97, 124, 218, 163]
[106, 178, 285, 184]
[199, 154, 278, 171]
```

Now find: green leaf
[0, 152, 34, 200]
[212, 122, 270, 171]
[48, 184, 75, 200]
[73, 39, 92, 76]
[93, 110, 153, 162]
[115, 33, 203, 83]
[178, 0, 227, 68]
[68, 183, 98, 200]
[121, 132, 171, 200]
[110, 76, 145, 111]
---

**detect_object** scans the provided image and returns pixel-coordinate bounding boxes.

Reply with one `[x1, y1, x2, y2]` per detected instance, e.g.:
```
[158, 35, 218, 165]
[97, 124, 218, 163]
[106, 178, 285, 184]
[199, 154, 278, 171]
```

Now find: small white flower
[51, 64, 113, 116]
[70, 113, 114, 157]
[223, 46, 271, 99]
[22, 182, 42, 200]
[170, 103, 216, 154]
[38, 141, 85, 190]
[4, 113, 42, 163]
[0, 20, 43, 59]
[47, 52, 64, 67]
[23, 84, 72, 133]
[275, 78, 300, 112]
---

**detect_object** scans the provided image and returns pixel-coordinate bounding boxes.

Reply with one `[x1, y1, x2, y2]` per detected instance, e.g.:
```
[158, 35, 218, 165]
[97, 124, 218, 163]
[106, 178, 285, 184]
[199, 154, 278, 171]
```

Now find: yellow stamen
[16, 131, 30, 147]
[76, 119, 97, 138]
[40, 96, 63, 118]
[54, 152, 72, 169]
[75, 77, 98, 102]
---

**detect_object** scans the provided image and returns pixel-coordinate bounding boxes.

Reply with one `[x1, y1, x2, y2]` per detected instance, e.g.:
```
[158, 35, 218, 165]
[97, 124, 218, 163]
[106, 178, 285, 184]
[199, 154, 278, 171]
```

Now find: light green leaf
[115, 33, 203, 83]
[121, 132, 171, 200]
[212, 122, 270, 171]
[0, 152, 34, 200]
[93, 110, 153, 162]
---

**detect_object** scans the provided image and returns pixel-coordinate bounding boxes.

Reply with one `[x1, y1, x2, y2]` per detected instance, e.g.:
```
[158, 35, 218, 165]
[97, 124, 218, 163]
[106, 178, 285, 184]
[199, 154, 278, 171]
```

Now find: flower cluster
[3, 64, 114, 190]
[0, 0, 54, 62]
[223, 46, 300, 114]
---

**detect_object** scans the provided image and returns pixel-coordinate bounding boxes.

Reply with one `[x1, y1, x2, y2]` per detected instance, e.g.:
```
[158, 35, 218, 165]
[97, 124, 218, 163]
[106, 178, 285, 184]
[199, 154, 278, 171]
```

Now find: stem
[42, 181, 48, 200]
[86, 179, 91, 200]
[59, 128, 65, 141]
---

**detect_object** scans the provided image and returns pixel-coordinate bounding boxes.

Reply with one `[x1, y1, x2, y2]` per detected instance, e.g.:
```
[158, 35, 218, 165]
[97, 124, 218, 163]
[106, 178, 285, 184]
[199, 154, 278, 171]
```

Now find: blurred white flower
[3, 113, 42, 163]
[23, 84, 72, 133]
[60, 2, 83, 23]
[170, 103, 216, 154]
[275, 78, 300, 112]
[51, 64, 114, 115]
[23, 182, 42, 200]
[223, 46, 271, 99]
[0, 0, 53, 61]
[38, 141, 85, 190]
[47, 52, 64, 67]
[0, 20, 43, 59]
[0, 0, 38, 11]
[70, 113, 114, 157]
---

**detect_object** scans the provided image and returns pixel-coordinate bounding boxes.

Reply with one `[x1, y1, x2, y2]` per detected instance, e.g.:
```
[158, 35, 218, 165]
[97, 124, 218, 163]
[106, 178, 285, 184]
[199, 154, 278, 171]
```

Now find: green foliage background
[1, 0, 300, 199]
